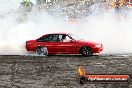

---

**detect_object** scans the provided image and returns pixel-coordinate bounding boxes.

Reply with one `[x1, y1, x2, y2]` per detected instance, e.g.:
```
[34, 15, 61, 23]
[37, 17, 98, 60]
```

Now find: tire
[79, 76, 86, 85]
[36, 46, 48, 56]
[80, 46, 92, 56]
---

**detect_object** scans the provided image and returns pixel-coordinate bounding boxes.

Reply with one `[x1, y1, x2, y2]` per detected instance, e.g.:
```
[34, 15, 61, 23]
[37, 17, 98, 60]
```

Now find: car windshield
[69, 34, 81, 40]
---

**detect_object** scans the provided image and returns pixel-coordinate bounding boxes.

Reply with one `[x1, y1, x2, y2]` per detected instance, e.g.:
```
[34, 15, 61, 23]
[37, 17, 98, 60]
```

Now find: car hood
[76, 40, 101, 46]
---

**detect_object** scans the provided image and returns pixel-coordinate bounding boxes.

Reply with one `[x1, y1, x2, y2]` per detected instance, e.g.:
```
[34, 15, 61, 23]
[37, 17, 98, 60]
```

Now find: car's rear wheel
[80, 46, 92, 56]
[36, 46, 48, 56]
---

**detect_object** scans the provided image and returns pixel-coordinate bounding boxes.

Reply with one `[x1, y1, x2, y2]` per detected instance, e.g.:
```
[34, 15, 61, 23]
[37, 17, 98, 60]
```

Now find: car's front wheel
[36, 46, 48, 56]
[80, 46, 92, 56]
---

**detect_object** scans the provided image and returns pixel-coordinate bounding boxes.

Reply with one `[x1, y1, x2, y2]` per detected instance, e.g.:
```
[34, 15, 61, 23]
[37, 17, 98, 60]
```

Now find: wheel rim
[36, 47, 48, 55]
[79, 76, 86, 85]
[82, 47, 92, 56]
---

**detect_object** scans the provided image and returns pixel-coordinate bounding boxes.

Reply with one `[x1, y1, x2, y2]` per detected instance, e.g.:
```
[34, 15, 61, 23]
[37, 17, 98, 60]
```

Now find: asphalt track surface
[0, 54, 132, 88]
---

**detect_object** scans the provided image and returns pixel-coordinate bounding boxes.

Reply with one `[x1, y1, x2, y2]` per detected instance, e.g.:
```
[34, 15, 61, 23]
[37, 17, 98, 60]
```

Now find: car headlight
[95, 44, 101, 47]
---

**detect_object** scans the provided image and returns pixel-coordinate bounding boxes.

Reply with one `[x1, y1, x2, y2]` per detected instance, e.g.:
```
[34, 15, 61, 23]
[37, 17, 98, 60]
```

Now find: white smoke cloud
[0, 0, 132, 55]
[80, 13, 132, 54]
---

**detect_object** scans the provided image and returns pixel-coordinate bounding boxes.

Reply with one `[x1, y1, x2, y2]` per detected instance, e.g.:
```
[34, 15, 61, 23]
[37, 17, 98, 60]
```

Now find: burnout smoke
[0, 0, 132, 55]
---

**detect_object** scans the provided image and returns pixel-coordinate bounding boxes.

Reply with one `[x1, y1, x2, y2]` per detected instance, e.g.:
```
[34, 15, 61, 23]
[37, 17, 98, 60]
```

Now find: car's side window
[62, 35, 71, 42]
[37, 34, 71, 42]
[38, 34, 53, 42]
[53, 34, 63, 42]
[52, 34, 69, 42]
[52, 34, 62, 42]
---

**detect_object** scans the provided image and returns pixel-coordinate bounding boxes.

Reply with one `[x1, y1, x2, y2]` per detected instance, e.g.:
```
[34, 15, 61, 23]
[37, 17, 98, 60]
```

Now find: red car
[26, 33, 103, 56]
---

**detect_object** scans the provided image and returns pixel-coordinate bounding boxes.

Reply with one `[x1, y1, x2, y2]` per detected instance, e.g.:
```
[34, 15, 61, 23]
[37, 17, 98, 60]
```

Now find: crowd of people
[20, 0, 131, 20]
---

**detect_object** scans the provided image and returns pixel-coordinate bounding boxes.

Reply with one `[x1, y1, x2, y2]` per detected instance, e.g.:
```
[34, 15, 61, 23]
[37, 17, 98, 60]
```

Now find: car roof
[46, 32, 70, 35]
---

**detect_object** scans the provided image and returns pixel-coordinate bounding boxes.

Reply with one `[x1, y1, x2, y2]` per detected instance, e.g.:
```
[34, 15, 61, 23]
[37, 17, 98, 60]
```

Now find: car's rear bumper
[26, 45, 35, 51]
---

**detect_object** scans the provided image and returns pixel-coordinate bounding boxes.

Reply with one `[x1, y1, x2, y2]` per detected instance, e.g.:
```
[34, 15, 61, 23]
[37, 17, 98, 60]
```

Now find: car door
[49, 34, 63, 53]
[49, 34, 74, 54]
[36, 34, 55, 53]
[59, 35, 78, 54]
